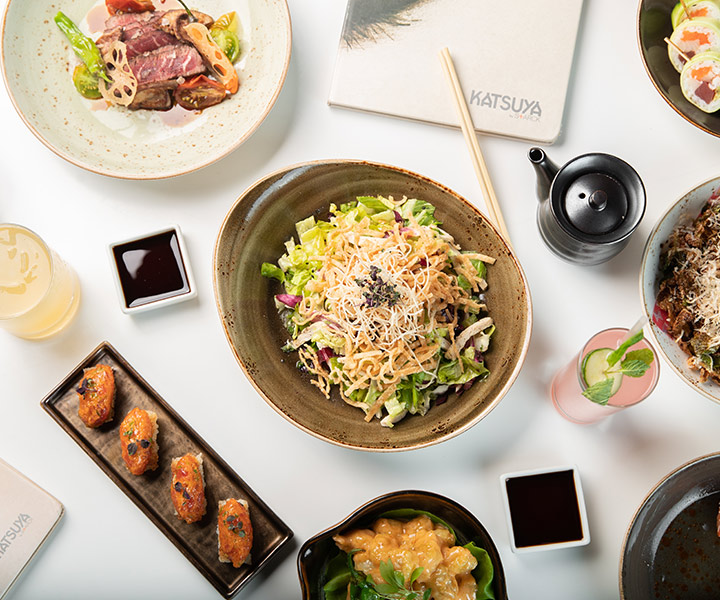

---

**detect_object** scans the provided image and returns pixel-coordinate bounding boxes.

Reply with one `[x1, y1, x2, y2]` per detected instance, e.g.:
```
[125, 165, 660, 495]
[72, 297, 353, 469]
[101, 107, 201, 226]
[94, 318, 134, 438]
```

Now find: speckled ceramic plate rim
[638, 174, 720, 405]
[0, 0, 292, 180]
[212, 158, 533, 452]
[636, 0, 720, 138]
[618, 451, 720, 599]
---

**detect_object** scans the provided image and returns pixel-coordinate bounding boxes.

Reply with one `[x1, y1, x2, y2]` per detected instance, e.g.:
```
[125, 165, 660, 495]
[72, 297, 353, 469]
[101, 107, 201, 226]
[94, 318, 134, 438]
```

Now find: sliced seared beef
[129, 44, 205, 85]
[129, 81, 178, 110]
[124, 29, 180, 59]
[104, 10, 156, 30]
[96, 27, 122, 55]
[157, 10, 213, 44]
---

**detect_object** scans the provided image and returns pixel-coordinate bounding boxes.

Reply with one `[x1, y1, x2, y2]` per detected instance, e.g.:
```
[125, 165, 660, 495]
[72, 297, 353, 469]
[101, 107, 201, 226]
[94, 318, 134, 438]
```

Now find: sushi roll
[681, 51, 720, 111]
[668, 18, 720, 73]
[119, 407, 159, 475]
[671, 0, 720, 29]
[218, 498, 253, 568]
[76, 364, 115, 428]
[171, 453, 207, 524]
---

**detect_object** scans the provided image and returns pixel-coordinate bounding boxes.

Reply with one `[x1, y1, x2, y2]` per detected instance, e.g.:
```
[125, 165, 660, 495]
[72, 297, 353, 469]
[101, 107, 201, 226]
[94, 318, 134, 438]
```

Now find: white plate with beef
[640, 175, 720, 405]
[0, 0, 291, 179]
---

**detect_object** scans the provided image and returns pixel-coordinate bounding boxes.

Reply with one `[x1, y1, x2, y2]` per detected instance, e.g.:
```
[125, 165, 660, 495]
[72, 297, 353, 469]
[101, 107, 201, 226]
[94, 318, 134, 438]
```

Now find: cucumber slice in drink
[581, 348, 623, 395]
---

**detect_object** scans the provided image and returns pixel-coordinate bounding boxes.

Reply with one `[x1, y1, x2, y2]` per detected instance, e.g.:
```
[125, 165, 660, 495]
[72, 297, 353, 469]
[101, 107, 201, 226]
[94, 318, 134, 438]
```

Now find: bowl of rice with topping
[213, 160, 532, 451]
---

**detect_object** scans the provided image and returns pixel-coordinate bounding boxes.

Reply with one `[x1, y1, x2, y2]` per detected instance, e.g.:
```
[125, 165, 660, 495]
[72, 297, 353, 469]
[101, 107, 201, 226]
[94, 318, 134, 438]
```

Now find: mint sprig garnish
[344, 552, 430, 600]
[582, 378, 615, 405]
[605, 331, 644, 367]
[582, 331, 654, 405]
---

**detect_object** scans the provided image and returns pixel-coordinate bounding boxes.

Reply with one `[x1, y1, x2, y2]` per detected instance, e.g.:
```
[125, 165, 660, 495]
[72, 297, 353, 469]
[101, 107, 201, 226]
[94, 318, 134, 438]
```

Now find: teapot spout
[528, 147, 560, 203]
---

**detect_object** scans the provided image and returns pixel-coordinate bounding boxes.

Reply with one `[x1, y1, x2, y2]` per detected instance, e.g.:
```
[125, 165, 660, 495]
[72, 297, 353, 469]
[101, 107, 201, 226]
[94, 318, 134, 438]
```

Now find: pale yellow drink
[0, 224, 80, 339]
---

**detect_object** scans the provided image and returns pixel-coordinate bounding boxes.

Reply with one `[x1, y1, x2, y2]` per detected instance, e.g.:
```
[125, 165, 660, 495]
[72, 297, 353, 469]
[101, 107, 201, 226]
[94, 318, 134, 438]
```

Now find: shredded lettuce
[261, 195, 494, 427]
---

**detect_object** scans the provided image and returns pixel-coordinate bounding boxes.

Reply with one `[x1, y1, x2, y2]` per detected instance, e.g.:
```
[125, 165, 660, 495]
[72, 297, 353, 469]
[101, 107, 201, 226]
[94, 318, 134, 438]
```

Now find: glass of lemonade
[0, 224, 81, 340]
[551, 327, 660, 424]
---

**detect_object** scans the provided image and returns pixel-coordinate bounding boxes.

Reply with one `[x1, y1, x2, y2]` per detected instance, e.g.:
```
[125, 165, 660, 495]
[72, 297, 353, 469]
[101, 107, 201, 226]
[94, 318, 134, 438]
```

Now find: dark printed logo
[469, 90, 542, 122]
[0, 514, 33, 559]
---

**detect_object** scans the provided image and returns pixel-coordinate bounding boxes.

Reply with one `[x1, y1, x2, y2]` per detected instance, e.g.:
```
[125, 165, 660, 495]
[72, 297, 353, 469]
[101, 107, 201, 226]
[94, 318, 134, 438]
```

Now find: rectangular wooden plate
[41, 341, 293, 598]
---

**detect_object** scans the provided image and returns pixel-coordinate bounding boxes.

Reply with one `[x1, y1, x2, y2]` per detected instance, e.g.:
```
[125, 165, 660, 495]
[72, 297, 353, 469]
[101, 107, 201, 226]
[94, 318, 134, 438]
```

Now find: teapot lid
[562, 172, 628, 235]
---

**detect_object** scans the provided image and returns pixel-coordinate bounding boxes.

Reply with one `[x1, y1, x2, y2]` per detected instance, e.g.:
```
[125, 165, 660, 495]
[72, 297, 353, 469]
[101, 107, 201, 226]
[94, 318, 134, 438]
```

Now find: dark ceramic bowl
[297, 490, 508, 600]
[213, 160, 532, 451]
[639, 175, 720, 404]
[638, 0, 720, 137]
[620, 453, 720, 599]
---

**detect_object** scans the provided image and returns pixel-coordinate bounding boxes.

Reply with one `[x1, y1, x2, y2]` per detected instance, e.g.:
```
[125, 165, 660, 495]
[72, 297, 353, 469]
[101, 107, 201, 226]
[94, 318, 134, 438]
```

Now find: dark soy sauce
[112, 229, 190, 308]
[505, 469, 584, 548]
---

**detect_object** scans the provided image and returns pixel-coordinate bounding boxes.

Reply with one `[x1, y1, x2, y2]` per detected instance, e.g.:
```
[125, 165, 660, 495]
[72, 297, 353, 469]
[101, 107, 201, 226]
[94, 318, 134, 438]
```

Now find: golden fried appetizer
[171, 453, 206, 524]
[76, 364, 115, 428]
[218, 498, 253, 567]
[119, 407, 159, 475]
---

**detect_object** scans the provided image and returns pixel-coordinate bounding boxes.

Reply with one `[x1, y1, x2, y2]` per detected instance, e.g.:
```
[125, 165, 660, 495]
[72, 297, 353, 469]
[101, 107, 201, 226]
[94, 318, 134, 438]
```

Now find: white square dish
[499, 465, 590, 553]
[108, 225, 197, 314]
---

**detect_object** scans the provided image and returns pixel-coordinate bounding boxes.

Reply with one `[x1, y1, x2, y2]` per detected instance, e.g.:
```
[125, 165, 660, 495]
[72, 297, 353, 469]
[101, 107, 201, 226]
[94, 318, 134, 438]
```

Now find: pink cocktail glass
[551, 328, 660, 424]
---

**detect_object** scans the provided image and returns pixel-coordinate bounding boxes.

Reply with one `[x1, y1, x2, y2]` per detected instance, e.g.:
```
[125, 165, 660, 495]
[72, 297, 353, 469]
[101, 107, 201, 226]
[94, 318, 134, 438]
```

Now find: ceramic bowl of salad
[213, 159, 532, 451]
[0, 0, 291, 179]
[297, 490, 508, 600]
[638, 0, 720, 137]
[639, 175, 720, 404]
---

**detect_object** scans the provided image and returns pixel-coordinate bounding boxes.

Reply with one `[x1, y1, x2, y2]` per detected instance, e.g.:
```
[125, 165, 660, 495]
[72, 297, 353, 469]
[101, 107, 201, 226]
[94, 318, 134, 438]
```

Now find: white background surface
[1, 1, 719, 599]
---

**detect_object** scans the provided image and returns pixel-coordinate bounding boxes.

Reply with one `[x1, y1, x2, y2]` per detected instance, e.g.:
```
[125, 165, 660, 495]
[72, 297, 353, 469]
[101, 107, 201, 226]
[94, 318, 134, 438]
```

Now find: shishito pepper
[210, 11, 241, 63]
[54, 11, 110, 83]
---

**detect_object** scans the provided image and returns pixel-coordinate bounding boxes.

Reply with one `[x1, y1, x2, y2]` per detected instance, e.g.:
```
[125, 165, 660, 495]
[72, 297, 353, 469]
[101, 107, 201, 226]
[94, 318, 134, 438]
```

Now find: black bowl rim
[618, 451, 720, 599]
[636, 0, 720, 138]
[296, 489, 507, 600]
[212, 158, 533, 452]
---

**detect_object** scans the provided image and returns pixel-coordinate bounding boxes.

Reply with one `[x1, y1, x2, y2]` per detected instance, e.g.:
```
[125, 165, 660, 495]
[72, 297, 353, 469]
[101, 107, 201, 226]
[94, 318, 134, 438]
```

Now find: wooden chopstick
[439, 47, 512, 246]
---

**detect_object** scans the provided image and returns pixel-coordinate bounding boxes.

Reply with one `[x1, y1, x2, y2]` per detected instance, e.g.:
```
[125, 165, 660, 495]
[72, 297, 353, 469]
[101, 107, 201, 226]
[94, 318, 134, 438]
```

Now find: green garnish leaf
[464, 542, 495, 600]
[606, 331, 644, 367]
[619, 359, 651, 378]
[581, 377, 614, 405]
[261, 262, 285, 282]
[625, 349, 654, 365]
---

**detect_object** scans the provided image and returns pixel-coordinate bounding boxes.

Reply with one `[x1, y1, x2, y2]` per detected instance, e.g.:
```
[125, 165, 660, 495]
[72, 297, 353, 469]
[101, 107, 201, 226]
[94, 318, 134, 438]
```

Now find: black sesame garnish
[139, 439, 150, 448]
[355, 266, 401, 308]
[127, 442, 138, 456]
[174, 482, 183, 492]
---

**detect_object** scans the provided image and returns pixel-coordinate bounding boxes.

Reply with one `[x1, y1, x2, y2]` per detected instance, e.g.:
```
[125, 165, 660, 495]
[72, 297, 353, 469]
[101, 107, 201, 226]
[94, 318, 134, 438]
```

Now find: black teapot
[528, 148, 646, 265]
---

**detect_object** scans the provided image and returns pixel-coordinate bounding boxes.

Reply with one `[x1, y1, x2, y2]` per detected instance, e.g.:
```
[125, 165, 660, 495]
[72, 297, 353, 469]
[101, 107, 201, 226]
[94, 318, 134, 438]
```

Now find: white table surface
[2, 1, 720, 598]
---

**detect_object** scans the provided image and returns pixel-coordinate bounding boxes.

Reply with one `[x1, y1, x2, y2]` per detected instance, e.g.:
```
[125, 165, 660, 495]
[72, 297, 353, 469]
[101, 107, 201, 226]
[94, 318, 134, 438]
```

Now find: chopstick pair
[439, 47, 512, 247]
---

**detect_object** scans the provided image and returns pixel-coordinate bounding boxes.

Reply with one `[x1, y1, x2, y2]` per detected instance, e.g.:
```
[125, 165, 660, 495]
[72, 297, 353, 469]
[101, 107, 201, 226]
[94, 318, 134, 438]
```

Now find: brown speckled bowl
[0, 0, 291, 179]
[213, 160, 532, 451]
[638, 0, 720, 137]
[297, 490, 508, 600]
